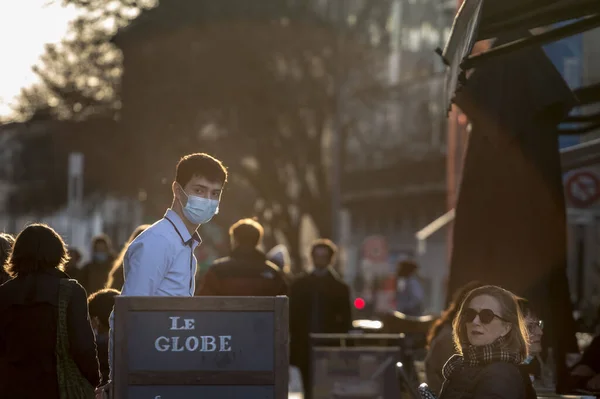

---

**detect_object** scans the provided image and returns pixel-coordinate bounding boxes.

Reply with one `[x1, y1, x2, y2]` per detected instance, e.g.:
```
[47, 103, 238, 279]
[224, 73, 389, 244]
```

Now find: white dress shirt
[121, 209, 201, 297]
[108, 209, 201, 380]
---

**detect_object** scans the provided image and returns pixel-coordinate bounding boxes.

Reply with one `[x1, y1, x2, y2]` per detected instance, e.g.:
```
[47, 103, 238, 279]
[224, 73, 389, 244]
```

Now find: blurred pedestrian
[570, 334, 600, 392]
[396, 259, 425, 316]
[0, 224, 99, 398]
[80, 235, 115, 295]
[197, 218, 287, 296]
[519, 299, 544, 386]
[289, 239, 352, 399]
[105, 224, 150, 290]
[267, 244, 292, 275]
[65, 247, 83, 282]
[0, 233, 15, 285]
[88, 288, 119, 386]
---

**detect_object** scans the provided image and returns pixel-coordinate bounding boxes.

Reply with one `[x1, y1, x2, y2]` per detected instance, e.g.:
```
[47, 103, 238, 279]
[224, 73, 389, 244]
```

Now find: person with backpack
[0, 224, 100, 398]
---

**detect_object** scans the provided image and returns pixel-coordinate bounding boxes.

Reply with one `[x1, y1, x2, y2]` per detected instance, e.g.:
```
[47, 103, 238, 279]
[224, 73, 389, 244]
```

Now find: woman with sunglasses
[439, 285, 536, 399]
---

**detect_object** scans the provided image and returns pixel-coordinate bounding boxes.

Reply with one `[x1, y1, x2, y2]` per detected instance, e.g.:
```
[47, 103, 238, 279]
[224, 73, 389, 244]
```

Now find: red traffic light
[354, 297, 366, 310]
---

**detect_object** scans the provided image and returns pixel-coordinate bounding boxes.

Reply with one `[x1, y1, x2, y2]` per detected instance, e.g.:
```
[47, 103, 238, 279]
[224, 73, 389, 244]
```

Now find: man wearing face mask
[101, 153, 228, 395]
[118, 152, 227, 297]
[80, 235, 115, 295]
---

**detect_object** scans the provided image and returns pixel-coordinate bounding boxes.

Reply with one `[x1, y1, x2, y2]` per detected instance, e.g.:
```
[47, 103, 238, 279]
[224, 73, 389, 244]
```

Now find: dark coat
[197, 247, 288, 297]
[578, 334, 600, 373]
[289, 269, 352, 369]
[425, 323, 455, 395]
[440, 361, 536, 399]
[0, 268, 100, 398]
[80, 258, 114, 295]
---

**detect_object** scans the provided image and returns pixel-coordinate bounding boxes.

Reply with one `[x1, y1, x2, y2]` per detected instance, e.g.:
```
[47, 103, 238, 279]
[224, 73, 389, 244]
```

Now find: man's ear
[172, 181, 186, 203]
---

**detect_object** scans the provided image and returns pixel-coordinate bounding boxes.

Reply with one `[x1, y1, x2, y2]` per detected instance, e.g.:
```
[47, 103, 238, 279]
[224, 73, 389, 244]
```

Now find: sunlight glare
[0, 1, 79, 118]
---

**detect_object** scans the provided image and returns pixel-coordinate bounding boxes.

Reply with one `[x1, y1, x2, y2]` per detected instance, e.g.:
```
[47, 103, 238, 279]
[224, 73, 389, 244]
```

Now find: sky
[0, 1, 78, 118]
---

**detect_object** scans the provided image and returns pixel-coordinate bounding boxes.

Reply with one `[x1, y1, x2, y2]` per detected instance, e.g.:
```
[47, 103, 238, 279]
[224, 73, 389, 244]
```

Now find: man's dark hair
[88, 288, 120, 328]
[229, 218, 263, 248]
[5, 224, 69, 277]
[310, 238, 338, 260]
[92, 234, 113, 252]
[176, 153, 228, 187]
[397, 260, 419, 278]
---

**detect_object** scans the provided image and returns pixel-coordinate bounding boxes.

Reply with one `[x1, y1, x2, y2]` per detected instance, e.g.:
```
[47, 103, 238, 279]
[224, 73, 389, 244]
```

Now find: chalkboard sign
[310, 334, 402, 399]
[113, 296, 288, 399]
[311, 347, 401, 399]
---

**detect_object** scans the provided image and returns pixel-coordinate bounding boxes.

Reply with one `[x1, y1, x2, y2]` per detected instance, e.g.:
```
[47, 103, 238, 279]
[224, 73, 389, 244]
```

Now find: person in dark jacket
[289, 239, 352, 399]
[439, 285, 535, 399]
[80, 234, 115, 295]
[197, 218, 287, 296]
[570, 334, 600, 391]
[519, 299, 544, 387]
[0, 233, 15, 285]
[0, 224, 100, 398]
[396, 259, 425, 316]
[88, 288, 119, 386]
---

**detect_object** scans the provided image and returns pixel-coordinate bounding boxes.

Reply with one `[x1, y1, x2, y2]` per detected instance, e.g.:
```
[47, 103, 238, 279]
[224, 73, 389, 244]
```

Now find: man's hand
[586, 374, 600, 391]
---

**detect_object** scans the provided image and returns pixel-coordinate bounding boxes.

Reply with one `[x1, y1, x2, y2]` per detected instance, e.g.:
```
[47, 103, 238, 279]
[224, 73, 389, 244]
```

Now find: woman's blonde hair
[105, 224, 150, 288]
[452, 285, 529, 359]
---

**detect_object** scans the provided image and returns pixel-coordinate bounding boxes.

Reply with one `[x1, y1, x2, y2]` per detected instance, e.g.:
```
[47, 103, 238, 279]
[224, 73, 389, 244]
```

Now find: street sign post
[566, 170, 600, 208]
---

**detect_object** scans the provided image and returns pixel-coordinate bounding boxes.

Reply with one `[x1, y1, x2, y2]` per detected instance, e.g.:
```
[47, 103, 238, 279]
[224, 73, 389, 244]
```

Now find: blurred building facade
[340, 0, 455, 313]
[111, 0, 453, 312]
[563, 26, 600, 325]
[437, 19, 600, 323]
[0, 114, 142, 262]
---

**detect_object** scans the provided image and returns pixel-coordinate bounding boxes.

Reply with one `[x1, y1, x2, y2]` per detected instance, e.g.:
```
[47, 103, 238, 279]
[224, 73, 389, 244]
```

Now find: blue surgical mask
[93, 252, 108, 263]
[179, 186, 219, 225]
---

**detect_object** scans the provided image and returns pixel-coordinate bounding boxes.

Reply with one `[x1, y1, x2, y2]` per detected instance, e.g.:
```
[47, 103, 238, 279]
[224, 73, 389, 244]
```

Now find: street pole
[331, 0, 345, 244]
[68, 152, 84, 247]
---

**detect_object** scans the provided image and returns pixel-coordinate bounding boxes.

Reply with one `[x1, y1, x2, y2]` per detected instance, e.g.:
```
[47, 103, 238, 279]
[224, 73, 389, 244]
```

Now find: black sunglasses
[463, 308, 508, 324]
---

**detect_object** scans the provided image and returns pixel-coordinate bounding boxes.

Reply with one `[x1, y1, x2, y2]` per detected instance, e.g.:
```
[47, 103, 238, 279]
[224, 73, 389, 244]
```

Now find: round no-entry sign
[362, 235, 388, 263]
[566, 170, 600, 208]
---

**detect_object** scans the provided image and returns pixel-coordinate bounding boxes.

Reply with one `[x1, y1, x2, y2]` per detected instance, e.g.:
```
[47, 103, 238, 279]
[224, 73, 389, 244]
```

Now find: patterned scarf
[442, 336, 523, 380]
